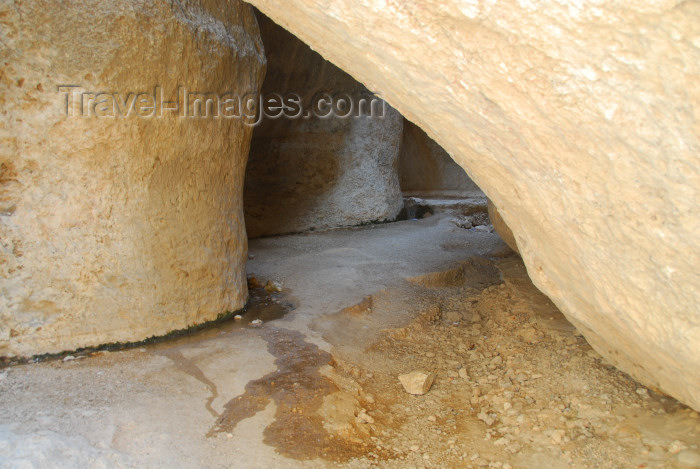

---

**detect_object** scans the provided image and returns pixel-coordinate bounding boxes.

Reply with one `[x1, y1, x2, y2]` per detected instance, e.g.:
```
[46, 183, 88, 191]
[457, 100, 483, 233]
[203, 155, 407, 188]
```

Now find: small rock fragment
[250, 319, 263, 327]
[63, 355, 75, 362]
[265, 280, 283, 293]
[234, 315, 243, 321]
[670, 440, 689, 455]
[518, 327, 539, 343]
[477, 410, 495, 426]
[247, 276, 263, 289]
[550, 429, 565, 444]
[444, 311, 462, 323]
[677, 449, 700, 466]
[357, 409, 374, 424]
[454, 216, 473, 229]
[506, 442, 521, 454]
[398, 371, 435, 395]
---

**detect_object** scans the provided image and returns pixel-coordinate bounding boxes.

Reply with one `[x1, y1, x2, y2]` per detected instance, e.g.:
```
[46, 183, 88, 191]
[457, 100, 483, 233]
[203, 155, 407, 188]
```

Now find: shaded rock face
[0, 0, 265, 356]
[399, 120, 480, 196]
[248, 1, 700, 410]
[488, 200, 520, 256]
[243, 13, 403, 239]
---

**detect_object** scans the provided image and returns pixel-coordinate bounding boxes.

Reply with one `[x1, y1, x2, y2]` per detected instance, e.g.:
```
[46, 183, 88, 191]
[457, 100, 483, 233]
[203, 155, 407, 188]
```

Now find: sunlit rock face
[243, 12, 403, 239]
[0, 0, 265, 356]
[248, 0, 700, 410]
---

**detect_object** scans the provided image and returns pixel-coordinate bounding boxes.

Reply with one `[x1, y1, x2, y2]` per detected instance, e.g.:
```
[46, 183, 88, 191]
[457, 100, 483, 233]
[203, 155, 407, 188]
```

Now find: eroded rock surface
[0, 0, 265, 356]
[244, 12, 403, 238]
[248, 0, 700, 410]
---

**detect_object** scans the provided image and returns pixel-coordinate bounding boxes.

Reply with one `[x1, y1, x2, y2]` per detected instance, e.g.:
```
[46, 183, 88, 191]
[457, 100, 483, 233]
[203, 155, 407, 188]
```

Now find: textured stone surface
[0, 0, 265, 356]
[398, 371, 435, 395]
[488, 199, 519, 255]
[248, 0, 700, 409]
[244, 12, 403, 239]
[399, 119, 480, 196]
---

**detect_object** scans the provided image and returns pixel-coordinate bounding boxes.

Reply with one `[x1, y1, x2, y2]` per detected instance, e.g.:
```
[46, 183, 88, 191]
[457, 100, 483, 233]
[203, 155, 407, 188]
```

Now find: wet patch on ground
[157, 348, 221, 418]
[209, 326, 384, 462]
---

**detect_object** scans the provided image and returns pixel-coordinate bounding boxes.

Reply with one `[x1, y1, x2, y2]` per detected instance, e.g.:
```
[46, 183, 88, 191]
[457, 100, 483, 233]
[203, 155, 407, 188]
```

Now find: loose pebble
[398, 371, 435, 395]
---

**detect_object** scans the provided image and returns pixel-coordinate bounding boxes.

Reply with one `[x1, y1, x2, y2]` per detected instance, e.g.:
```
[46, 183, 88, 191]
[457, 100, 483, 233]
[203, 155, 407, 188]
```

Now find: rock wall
[247, 0, 700, 410]
[488, 199, 520, 255]
[0, 0, 265, 356]
[243, 12, 403, 239]
[399, 120, 480, 196]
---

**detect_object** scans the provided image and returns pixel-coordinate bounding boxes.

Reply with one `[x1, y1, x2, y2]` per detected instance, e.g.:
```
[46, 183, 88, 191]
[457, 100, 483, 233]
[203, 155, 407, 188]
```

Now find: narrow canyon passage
[1, 211, 699, 468]
[2, 0, 699, 467]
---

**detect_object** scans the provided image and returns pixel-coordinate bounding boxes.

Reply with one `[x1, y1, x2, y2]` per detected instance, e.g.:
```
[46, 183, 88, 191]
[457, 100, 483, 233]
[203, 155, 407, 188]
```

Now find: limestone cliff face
[0, 0, 265, 356]
[247, 0, 700, 410]
[244, 12, 403, 239]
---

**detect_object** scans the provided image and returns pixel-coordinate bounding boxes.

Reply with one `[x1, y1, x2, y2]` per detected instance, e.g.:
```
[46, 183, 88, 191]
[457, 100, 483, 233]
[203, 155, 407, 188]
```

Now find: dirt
[313, 256, 700, 468]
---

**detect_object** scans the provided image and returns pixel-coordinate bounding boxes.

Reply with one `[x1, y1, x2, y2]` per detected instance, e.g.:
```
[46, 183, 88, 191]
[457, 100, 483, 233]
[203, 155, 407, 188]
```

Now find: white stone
[264, 281, 283, 293]
[398, 371, 435, 395]
[677, 450, 700, 467]
[670, 440, 689, 455]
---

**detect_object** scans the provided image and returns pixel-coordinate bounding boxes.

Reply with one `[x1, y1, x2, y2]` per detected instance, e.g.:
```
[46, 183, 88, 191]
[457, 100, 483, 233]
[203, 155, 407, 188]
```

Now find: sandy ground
[1, 209, 699, 468]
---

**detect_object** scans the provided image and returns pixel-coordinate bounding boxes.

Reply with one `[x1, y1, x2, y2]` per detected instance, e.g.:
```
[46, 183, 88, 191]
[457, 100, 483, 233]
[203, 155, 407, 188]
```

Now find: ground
[1, 209, 699, 468]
